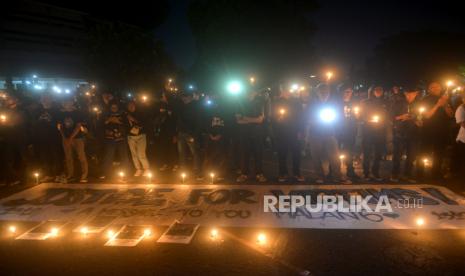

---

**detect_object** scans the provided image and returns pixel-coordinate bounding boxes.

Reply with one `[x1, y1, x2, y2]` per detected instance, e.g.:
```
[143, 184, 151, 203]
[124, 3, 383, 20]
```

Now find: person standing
[337, 84, 359, 179]
[58, 98, 88, 183]
[308, 83, 348, 184]
[175, 92, 203, 180]
[450, 92, 465, 179]
[360, 86, 388, 181]
[33, 94, 62, 182]
[236, 89, 267, 183]
[127, 101, 150, 177]
[420, 82, 454, 180]
[272, 86, 305, 182]
[390, 87, 422, 182]
[99, 101, 129, 180]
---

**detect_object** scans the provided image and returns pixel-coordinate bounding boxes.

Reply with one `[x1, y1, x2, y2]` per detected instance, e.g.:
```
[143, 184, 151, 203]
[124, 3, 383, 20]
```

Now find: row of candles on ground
[31, 156, 432, 183]
[4, 216, 429, 244]
[31, 171, 218, 184]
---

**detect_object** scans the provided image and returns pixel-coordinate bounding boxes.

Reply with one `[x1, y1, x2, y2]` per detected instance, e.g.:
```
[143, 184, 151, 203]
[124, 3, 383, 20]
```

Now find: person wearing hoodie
[360, 86, 388, 181]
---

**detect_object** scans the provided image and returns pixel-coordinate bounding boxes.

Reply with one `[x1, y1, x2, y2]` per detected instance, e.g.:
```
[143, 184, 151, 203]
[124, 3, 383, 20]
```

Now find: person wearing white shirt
[451, 93, 465, 178]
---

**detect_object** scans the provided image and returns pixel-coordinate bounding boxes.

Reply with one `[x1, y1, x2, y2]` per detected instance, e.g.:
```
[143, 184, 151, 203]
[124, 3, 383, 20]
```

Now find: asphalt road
[1, 154, 464, 276]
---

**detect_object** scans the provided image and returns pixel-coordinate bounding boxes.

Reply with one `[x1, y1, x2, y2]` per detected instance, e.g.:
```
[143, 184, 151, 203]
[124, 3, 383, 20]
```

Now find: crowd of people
[0, 79, 464, 186]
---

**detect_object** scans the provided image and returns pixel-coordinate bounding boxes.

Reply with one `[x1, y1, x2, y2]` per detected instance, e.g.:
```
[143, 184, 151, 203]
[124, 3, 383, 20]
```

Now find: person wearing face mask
[390, 86, 422, 183]
[308, 83, 349, 184]
[360, 85, 388, 181]
[419, 81, 454, 181]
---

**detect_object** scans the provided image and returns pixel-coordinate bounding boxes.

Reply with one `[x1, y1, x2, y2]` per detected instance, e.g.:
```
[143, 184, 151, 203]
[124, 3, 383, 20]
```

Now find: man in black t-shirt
[204, 96, 227, 180]
[57, 98, 88, 183]
[236, 90, 267, 183]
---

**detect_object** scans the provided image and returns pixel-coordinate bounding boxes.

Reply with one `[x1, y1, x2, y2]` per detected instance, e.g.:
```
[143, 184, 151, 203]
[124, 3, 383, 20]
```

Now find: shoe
[236, 174, 248, 183]
[256, 174, 267, 183]
[172, 165, 179, 172]
[159, 164, 169, 171]
[134, 170, 143, 177]
[406, 178, 417, 184]
[295, 175, 305, 182]
[79, 178, 88, 183]
[278, 175, 287, 182]
[390, 177, 399, 183]
[99, 175, 106, 180]
[373, 175, 383, 182]
[196, 175, 204, 181]
[315, 178, 324, 184]
[142, 170, 152, 177]
[40, 176, 54, 183]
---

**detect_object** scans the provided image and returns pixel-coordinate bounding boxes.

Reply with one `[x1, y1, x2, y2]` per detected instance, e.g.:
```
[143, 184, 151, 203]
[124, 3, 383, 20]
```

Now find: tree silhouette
[365, 31, 465, 86]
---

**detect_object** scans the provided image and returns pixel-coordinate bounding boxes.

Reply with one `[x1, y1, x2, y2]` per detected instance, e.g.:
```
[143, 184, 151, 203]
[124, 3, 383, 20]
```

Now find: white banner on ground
[1, 183, 465, 229]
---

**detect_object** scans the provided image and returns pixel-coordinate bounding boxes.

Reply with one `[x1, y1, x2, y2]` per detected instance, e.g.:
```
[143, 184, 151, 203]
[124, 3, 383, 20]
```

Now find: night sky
[39, 0, 465, 70]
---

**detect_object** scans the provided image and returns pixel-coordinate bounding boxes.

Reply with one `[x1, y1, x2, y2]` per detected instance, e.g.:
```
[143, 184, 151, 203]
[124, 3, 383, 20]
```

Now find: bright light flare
[80, 227, 88, 235]
[49, 227, 59, 237]
[353, 106, 360, 115]
[339, 154, 346, 160]
[249, 77, 255, 84]
[319, 108, 337, 123]
[371, 115, 380, 123]
[419, 107, 426, 114]
[107, 230, 115, 239]
[0, 114, 7, 123]
[210, 228, 219, 239]
[290, 83, 299, 92]
[326, 71, 333, 81]
[143, 228, 152, 237]
[118, 171, 125, 178]
[227, 81, 243, 95]
[446, 80, 454, 87]
[416, 217, 425, 227]
[256, 233, 267, 245]
[279, 108, 286, 116]
[8, 225, 16, 233]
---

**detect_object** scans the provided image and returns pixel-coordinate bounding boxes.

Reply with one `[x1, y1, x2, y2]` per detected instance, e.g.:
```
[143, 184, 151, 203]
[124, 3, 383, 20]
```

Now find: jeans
[63, 138, 88, 179]
[309, 135, 341, 180]
[102, 141, 129, 176]
[177, 132, 201, 175]
[128, 134, 149, 170]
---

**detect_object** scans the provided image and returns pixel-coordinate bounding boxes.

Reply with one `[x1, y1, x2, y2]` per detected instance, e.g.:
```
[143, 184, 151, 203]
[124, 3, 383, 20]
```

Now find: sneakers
[196, 175, 204, 181]
[256, 174, 267, 183]
[99, 175, 106, 180]
[79, 178, 88, 183]
[134, 170, 143, 177]
[171, 165, 179, 172]
[315, 178, 324, 184]
[236, 174, 248, 183]
[278, 175, 287, 182]
[295, 175, 305, 182]
[159, 164, 169, 171]
[390, 177, 399, 183]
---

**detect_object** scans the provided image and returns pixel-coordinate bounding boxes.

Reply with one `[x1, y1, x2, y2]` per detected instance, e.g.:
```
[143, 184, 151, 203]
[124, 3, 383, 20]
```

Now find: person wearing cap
[360, 85, 388, 181]
[336, 83, 360, 179]
[389, 86, 422, 182]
